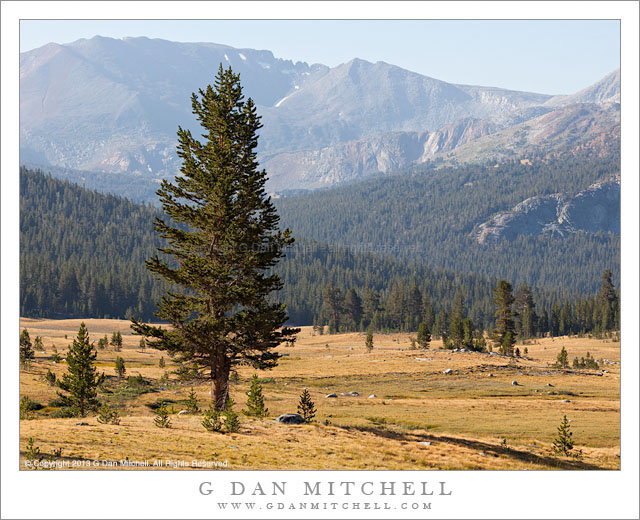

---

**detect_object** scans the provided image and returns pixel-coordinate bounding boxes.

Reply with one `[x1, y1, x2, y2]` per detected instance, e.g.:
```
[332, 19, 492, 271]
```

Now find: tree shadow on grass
[345, 425, 604, 470]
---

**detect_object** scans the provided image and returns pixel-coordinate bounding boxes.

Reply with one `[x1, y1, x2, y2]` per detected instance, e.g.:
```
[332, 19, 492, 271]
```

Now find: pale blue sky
[20, 19, 619, 94]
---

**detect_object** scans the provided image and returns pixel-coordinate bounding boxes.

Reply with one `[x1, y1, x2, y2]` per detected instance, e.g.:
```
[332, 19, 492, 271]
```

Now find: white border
[2, 2, 638, 519]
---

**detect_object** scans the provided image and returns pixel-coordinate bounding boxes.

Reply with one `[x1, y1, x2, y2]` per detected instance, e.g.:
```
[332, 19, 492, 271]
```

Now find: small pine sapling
[110, 331, 123, 352]
[244, 375, 268, 417]
[365, 330, 374, 353]
[553, 415, 574, 456]
[97, 335, 108, 350]
[554, 346, 569, 368]
[297, 388, 316, 423]
[97, 403, 121, 425]
[50, 346, 62, 363]
[202, 405, 223, 432]
[34, 336, 45, 351]
[185, 387, 199, 414]
[45, 369, 57, 387]
[223, 398, 240, 433]
[114, 356, 126, 379]
[153, 402, 171, 428]
[20, 329, 35, 368]
[20, 396, 32, 420]
[24, 438, 43, 467]
[417, 322, 431, 349]
[158, 356, 165, 369]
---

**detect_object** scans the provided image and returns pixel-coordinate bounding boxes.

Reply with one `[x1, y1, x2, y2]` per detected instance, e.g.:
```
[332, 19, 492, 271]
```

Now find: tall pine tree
[56, 322, 105, 417]
[491, 280, 517, 356]
[131, 66, 299, 410]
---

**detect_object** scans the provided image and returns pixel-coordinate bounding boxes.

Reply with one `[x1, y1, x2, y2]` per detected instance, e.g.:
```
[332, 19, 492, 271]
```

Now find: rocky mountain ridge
[473, 175, 620, 245]
[20, 36, 620, 193]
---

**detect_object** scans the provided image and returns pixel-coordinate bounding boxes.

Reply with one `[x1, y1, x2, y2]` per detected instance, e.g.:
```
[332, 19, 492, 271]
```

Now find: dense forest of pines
[275, 154, 620, 294]
[20, 167, 619, 338]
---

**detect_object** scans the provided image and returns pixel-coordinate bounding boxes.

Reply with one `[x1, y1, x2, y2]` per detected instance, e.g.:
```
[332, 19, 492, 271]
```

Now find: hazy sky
[20, 19, 620, 94]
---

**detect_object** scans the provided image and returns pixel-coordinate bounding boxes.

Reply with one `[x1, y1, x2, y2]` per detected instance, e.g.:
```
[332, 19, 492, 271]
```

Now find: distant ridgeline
[20, 167, 619, 336]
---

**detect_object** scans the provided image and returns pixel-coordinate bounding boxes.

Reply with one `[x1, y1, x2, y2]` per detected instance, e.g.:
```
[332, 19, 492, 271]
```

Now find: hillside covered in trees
[275, 154, 620, 294]
[20, 167, 618, 337]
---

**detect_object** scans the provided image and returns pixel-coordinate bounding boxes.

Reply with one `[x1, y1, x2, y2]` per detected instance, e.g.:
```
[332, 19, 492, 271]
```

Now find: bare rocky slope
[20, 36, 620, 193]
[473, 175, 620, 245]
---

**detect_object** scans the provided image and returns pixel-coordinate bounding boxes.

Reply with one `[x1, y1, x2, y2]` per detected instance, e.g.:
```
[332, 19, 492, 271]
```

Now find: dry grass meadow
[19, 318, 620, 470]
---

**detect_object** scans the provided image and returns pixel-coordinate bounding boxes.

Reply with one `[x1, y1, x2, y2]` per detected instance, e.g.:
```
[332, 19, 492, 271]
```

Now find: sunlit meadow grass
[19, 318, 620, 470]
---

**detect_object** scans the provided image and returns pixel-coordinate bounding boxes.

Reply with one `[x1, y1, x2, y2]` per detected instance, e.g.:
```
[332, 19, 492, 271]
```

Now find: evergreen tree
[554, 346, 569, 368]
[550, 304, 561, 337]
[97, 403, 121, 425]
[202, 405, 223, 432]
[598, 269, 618, 332]
[552, 415, 575, 456]
[433, 310, 447, 340]
[33, 335, 45, 351]
[514, 282, 537, 339]
[185, 387, 199, 414]
[131, 66, 299, 410]
[110, 331, 123, 351]
[19, 329, 35, 368]
[158, 356, 165, 369]
[462, 318, 474, 349]
[297, 388, 316, 423]
[114, 356, 126, 379]
[45, 369, 56, 386]
[365, 330, 374, 353]
[416, 322, 431, 349]
[491, 280, 517, 356]
[97, 335, 108, 350]
[56, 323, 105, 417]
[244, 374, 268, 417]
[362, 288, 380, 329]
[323, 283, 343, 333]
[421, 290, 435, 331]
[406, 283, 423, 331]
[385, 281, 405, 330]
[153, 402, 171, 428]
[223, 398, 240, 432]
[449, 291, 465, 348]
[343, 288, 363, 330]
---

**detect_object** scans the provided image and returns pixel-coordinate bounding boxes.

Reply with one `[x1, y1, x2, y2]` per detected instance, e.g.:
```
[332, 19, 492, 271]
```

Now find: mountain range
[20, 36, 620, 193]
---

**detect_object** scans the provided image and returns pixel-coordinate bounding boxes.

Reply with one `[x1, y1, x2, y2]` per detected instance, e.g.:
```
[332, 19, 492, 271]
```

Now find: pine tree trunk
[213, 358, 231, 411]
